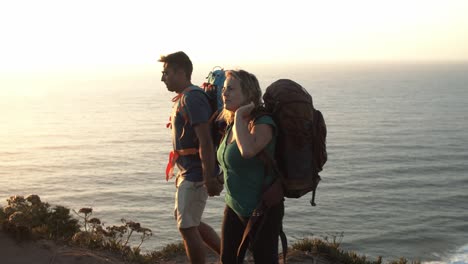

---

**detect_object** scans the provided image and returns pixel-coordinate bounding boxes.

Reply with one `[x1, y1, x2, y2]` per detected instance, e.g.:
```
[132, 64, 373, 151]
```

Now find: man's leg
[199, 221, 221, 255]
[180, 226, 206, 264]
[175, 178, 211, 263]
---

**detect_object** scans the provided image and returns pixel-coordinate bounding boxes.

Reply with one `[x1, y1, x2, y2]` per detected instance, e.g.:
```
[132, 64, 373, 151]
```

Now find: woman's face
[222, 76, 246, 111]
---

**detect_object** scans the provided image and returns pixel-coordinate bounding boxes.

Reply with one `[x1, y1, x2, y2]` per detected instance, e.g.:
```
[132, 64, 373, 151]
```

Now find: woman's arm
[234, 103, 273, 159]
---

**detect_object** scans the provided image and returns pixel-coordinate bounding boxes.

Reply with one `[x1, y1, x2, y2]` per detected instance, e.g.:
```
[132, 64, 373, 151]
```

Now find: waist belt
[165, 148, 198, 181]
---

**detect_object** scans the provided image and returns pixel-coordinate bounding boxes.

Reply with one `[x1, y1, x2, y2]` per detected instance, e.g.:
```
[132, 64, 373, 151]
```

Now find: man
[159, 51, 222, 264]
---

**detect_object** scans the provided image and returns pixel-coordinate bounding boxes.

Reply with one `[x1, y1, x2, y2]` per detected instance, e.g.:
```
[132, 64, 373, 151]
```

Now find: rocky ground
[1, 231, 328, 264]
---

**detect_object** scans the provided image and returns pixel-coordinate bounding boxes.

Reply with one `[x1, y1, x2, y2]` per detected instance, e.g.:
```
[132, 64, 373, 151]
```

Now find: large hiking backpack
[174, 66, 226, 146]
[201, 66, 226, 148]
[202, 66, 225, 115]
[237, 79, 327, 263]
[262, 79, 327, 206]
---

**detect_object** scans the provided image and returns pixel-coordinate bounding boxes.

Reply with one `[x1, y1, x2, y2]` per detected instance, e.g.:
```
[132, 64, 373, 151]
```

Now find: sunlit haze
[1, 0, 467, 73]
[1, 2, 468, 260]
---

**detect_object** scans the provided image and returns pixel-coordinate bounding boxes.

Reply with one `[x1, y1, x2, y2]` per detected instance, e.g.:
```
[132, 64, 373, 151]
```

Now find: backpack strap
[208, 109, 220, 124]
[257, 151, 288, 263]
[236, 204, 266, 263]
[165, 86, 202, 181]
[235, 144, 287, 262]
[279, 226, 288, 264]
[174, 86, 198, 139]
[236, 194, 287, 264]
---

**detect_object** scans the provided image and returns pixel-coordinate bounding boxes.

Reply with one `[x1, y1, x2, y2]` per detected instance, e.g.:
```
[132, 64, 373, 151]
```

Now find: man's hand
[205, 177, 223, 197]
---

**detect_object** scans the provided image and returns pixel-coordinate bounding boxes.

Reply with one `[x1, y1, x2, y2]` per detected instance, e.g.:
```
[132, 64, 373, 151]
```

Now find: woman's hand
[235, 102, 255, 120]
[205, 177, 223, 196]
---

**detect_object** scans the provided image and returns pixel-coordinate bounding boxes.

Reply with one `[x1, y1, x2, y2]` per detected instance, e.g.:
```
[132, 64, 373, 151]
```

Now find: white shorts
[174, 177, 208, 229]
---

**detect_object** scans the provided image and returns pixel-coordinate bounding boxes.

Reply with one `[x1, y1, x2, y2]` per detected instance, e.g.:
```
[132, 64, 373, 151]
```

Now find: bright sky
[1, 0, 468, 72]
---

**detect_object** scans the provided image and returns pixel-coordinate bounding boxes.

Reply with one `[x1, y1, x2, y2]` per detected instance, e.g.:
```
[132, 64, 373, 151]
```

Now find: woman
[217, 70, 284, 263]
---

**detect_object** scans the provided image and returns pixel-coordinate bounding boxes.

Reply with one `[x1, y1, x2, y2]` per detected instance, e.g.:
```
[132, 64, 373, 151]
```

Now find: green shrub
[149, 242, 186, 260]
[0, 206, 6, 225]
[47, 205, 80, 240]
[290, 235, 421, 264]
[1, 195, 81, 240]
[1, 194, 155, 263]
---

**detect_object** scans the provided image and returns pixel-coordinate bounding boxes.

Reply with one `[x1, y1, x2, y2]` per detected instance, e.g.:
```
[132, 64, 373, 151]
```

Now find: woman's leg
[220, 206, 247, 264]
[251, 201, 285, 264]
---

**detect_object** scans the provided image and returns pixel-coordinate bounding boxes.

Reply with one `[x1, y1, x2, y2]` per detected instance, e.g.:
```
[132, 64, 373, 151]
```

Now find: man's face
[161, 63, 179, 92]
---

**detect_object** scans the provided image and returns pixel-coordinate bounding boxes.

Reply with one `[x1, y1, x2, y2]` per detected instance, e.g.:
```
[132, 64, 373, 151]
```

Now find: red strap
[166, 116, 172, 129]
[171, 86, 195, 102]
[165, 148, 199, 181]
[168, 86, 196, 130]
[171, 93, 183, 102]
[165, 151, 178, 181]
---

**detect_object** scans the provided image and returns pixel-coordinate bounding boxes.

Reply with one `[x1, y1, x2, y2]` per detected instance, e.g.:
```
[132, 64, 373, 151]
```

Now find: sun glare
[0, 0, 467, 73]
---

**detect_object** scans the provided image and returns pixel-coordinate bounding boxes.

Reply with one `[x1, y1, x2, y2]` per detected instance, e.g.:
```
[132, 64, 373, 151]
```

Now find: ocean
[1, 63, 467, 263]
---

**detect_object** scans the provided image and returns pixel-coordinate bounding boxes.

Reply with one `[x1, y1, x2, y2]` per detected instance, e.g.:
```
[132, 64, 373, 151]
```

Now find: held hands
[235, 102, 255, 120]
[205, 176, 223, 197]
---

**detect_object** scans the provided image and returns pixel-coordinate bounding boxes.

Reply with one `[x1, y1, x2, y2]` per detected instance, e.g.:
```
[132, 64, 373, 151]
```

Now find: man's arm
[193, 122, 222, 196]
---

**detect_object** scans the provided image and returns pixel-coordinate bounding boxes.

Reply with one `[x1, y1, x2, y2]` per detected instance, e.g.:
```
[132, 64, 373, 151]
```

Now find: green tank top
[216, 115, 277, 217]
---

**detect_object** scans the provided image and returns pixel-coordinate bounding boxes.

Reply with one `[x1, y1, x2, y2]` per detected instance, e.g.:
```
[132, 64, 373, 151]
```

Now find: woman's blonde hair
[218, 70, 262, 125]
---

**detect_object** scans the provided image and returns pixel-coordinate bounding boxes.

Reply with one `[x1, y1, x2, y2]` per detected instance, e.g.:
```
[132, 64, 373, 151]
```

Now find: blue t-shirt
[171, 86, 212, 182]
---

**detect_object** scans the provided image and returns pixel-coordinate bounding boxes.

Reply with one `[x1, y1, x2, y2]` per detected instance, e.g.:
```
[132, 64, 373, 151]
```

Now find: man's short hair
[158, 51, 193, 80]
